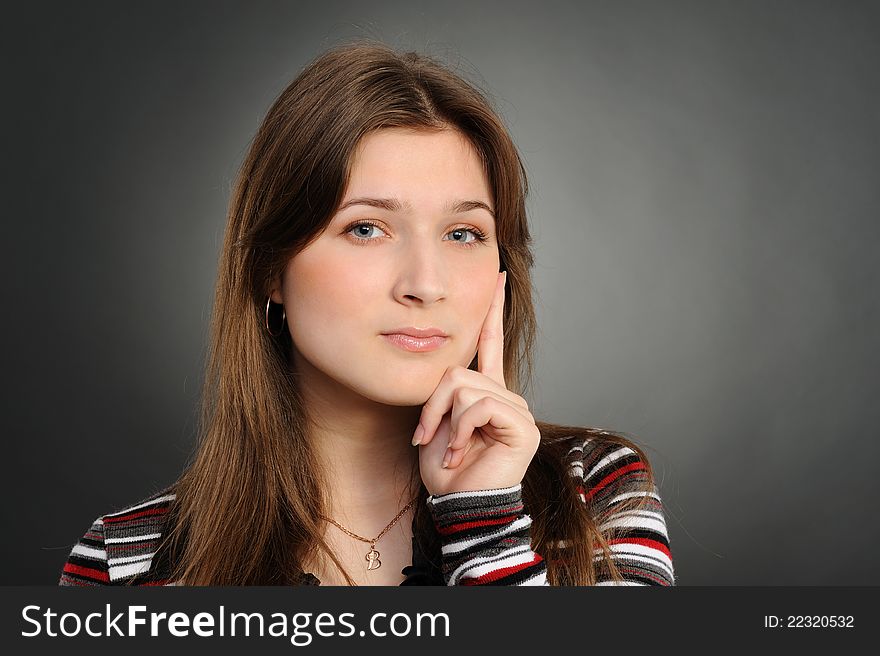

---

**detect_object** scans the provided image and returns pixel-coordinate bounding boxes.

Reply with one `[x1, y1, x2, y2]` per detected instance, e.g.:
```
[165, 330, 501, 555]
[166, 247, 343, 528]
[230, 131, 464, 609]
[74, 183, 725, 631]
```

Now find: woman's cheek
[288, 280, 351, 333]
[287, 249, 365, 319]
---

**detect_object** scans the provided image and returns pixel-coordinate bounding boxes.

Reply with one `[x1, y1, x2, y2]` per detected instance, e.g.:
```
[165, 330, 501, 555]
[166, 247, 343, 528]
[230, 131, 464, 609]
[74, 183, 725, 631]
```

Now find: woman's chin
[364, 383, 437, 407]
[353, 373, 441, 407]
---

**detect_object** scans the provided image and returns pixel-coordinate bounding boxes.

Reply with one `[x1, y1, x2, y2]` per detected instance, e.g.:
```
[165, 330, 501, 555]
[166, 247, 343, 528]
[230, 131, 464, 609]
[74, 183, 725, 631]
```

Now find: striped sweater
[59, 436, 675, 586]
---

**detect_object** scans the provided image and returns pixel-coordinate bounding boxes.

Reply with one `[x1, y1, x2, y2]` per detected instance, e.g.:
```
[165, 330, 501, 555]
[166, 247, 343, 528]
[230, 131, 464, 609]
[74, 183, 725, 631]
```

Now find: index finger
[477, 270, 507, 387]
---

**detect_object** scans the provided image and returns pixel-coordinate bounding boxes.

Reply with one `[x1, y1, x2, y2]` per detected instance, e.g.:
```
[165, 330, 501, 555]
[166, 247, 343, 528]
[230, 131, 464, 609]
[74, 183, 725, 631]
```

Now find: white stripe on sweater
[71, 544, 107, 561]
[448, 544, 534, 585]
[593, 545, 675, 578]
[603, 550, 675, 581]
[519, 570, 548, 586]
[606, 490, 662, 504]
[605, 541, 674, 576]
[105, 532, 162, 544]
[108, 553, 156, 566]
[584, 446, 636, 482]
[427, 484, 521, 505]
[598, 512, 669, 537]
[109, 559, 154, 581]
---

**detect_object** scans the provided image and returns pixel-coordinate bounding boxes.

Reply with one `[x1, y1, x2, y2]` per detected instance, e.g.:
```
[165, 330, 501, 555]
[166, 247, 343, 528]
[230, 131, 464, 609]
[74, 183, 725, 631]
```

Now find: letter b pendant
[365, 546, 381, 570]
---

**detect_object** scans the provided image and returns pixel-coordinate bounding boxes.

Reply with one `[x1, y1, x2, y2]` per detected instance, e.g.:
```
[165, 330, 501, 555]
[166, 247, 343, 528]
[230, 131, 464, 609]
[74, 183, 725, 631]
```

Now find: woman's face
[271, 127, 501, 406]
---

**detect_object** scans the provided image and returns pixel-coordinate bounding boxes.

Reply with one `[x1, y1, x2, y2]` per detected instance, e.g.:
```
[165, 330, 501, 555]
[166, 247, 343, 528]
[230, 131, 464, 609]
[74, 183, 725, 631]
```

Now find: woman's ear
[268, 275, 284, 304]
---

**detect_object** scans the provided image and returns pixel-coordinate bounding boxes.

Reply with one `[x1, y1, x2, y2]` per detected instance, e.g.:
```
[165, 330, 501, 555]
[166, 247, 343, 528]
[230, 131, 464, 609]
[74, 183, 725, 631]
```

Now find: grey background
[4, 0, 878, 585]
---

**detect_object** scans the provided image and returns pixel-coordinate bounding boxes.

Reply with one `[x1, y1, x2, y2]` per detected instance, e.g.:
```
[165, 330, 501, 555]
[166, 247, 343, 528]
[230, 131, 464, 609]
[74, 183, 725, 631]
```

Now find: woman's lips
[381, 333, 449, 352]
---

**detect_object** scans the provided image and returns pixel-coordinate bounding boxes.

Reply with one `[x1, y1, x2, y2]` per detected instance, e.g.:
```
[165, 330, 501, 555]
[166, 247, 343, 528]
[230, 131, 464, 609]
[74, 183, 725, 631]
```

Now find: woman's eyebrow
[337, 196, 495, 218]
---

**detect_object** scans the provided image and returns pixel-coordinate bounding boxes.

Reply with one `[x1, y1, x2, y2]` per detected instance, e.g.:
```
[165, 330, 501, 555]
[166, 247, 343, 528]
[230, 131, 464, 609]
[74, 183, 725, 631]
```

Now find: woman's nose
[393, 244, 448, 304]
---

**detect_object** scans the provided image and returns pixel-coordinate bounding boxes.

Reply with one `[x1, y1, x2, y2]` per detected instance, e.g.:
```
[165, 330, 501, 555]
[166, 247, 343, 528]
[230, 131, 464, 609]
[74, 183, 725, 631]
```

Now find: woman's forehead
[343, 128, 493, 211]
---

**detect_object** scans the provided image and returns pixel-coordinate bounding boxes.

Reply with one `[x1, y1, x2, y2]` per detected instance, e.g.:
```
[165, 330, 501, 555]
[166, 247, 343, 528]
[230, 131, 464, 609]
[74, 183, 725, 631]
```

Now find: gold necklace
[319, 494, 420, 571]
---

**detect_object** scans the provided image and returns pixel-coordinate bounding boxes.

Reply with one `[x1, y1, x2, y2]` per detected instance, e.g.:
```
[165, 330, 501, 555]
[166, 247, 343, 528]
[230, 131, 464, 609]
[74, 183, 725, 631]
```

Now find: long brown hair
[154, 40, 658, 586]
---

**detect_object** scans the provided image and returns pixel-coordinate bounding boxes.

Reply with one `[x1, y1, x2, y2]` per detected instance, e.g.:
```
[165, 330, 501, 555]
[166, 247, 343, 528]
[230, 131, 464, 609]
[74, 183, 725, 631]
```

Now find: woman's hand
[414, 271, 541, 496]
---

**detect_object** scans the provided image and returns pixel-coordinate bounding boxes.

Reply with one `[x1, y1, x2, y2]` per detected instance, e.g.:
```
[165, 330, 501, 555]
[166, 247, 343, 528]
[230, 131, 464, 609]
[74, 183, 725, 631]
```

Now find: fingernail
[442, 447, 451, 468]
[411, 423, 425, 446]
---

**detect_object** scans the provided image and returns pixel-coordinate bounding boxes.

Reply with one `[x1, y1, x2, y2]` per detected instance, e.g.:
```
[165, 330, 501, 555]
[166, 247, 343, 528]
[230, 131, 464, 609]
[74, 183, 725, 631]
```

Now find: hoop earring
[265, 297, 286, 337]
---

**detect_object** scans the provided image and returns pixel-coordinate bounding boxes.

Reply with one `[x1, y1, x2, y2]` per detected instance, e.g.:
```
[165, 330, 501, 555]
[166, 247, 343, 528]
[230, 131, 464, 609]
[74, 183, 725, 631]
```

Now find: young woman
[59, 41, 675, 587]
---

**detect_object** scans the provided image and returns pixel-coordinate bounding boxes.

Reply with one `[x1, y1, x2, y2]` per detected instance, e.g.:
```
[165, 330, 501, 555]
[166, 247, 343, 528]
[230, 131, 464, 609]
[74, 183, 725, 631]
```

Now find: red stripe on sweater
[585, 461, 646, 500]
[607, 536, 672, 561]
[103, 506, 169, 524]
[460, 553, 545, 585]
[436, 514, 515, 536]
[63, 563, 110, 583]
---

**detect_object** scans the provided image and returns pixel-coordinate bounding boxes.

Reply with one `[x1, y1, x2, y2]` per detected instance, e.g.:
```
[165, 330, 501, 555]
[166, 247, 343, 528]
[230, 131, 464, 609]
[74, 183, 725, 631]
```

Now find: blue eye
[446, 227, 482, 245]
[344, 221, 489, 248]
[348, 222, 387, 240]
